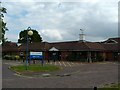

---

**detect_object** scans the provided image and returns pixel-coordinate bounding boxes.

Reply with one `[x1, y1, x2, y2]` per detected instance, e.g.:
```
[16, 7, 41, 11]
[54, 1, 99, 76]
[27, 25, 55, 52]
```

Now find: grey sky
[1, 0, 118, 42]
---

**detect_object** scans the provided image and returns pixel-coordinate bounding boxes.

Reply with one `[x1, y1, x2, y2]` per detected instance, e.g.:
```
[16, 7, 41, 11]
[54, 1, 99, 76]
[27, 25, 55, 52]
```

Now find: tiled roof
[2, 42, 18, 52]
[100, 43, 119, 52]
[109, 37, 120, 43]
[100, 37, 120, 52]
[85, 42, 105, 51]
[48, 41, 105, 51]
[2, 37, 119, 52]
[18, 42, 47, 51]
[18, 41, 105, 51]
[48, 42, 89, 51]
[102, 37, 120, 44]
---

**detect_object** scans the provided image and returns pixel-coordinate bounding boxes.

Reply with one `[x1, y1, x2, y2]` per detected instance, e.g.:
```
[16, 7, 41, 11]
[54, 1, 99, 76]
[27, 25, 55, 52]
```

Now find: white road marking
[54, 62, 56, 65]
[71, 62, 74, 65]
[62, 61, 66, 67]
[67, 62, 72, 67]
[75, 63, 79, 65]
[58, 61, 62, 66]
[50, 62, 52, 65]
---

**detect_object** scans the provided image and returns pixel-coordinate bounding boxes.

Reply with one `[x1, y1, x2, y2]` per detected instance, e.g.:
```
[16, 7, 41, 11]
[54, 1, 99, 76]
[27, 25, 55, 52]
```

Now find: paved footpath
[2, 60, 119, 88]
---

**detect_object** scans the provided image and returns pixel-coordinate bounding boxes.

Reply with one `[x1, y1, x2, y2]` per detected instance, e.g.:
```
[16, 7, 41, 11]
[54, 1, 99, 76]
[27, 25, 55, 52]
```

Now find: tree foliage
[18, 28, 42, 43]
[0, 2, 8, 44]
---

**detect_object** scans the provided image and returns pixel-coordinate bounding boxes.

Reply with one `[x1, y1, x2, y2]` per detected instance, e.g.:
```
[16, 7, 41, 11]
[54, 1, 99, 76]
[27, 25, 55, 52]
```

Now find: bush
[3, 55, 11, 60]
[3, 55, 20, 60]
[15, 55, 20, 60]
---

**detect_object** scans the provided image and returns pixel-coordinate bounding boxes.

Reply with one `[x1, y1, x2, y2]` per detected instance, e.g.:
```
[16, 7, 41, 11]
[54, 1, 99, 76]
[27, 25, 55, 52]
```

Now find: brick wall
[61, 51, 71, 61]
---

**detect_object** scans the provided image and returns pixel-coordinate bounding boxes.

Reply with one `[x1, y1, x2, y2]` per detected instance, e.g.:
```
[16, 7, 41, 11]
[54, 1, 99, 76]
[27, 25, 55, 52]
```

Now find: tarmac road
[2, 60, 119, 88]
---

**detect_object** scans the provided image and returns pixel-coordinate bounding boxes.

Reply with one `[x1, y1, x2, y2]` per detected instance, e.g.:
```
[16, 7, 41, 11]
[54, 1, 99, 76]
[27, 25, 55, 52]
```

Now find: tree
[0, 2, 8, 44]
[18, 28, 42, 43]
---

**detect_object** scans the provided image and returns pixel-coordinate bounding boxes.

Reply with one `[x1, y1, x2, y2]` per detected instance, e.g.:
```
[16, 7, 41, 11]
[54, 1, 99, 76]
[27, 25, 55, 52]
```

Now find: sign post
[30, 52, 44, 65]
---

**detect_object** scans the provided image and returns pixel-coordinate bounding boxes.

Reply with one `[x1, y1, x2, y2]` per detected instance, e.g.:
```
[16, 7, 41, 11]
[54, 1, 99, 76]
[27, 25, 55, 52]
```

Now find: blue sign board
[30, 52, 43, 60]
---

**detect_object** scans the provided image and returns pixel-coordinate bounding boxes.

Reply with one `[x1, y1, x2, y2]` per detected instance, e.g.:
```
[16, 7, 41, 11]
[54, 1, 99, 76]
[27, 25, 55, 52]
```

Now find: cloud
[40, 29, 63, 41]
[2, 0, 118, 42]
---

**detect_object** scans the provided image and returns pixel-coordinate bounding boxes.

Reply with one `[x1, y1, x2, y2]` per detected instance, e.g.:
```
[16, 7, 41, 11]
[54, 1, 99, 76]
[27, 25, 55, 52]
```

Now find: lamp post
[26, 27, 33, 70]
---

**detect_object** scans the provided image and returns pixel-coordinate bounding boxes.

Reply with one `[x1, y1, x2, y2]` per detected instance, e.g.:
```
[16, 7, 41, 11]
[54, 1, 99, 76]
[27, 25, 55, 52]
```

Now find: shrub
[15, 55, 20, 60]
[3, 55, 20, 60]
[3, 55, 11, 60]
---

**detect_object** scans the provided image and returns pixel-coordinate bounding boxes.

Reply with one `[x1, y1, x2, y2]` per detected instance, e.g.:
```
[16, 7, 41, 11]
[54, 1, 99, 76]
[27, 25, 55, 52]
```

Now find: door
[49, 51, 61, 61]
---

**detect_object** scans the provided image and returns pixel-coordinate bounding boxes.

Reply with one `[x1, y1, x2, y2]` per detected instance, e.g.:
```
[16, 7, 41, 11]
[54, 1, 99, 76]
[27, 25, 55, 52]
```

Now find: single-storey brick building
[2, 37, 120, 62]
[18, 37, 120, 62]
[100, 38, 120, 61]
[2, 42, 18, 56]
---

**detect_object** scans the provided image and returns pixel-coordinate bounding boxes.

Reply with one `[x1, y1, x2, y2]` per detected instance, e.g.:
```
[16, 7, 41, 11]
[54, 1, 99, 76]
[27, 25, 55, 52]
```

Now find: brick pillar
[103, 52, 106, 61]
[61, 51, 69, 61]
[87, 51, 92, 63]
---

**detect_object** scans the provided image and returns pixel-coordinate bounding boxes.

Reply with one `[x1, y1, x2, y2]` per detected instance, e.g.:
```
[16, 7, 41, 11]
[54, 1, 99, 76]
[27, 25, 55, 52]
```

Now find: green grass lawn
[98, 83, 120, 90]
[10, 64, 61, 73]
